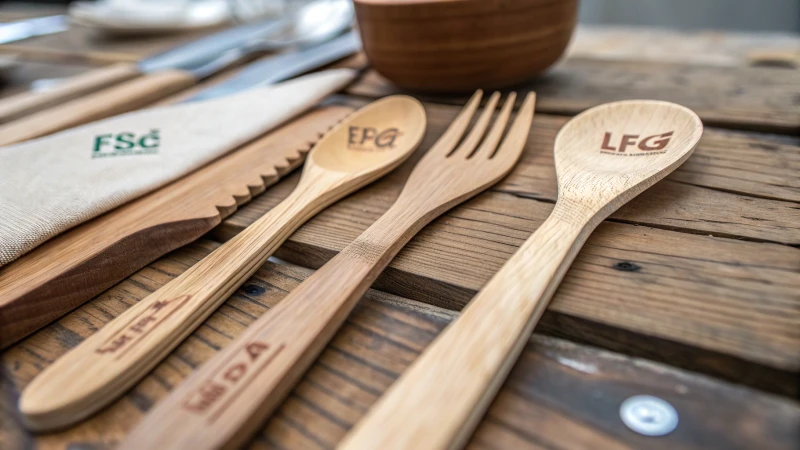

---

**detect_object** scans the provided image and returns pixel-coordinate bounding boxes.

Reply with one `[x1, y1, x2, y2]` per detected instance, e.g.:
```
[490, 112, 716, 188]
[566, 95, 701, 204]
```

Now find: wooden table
[2, 7, 799, 449]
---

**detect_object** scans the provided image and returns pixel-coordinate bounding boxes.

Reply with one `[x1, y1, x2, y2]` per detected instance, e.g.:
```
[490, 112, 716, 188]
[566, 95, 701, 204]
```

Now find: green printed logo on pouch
[92, 129, 160, 158]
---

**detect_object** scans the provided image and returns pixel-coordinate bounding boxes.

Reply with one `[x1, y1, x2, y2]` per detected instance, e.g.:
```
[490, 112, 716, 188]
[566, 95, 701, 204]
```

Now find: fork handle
[0, 63, 141, 124]
[118, 202, 431, 450]
[339, 201, 597, 450]
[19, 186, 330, 431]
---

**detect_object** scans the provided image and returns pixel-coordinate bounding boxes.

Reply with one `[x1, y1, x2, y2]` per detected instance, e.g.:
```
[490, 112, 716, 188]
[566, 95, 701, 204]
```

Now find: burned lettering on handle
[94, 295, 192, 358]
[181, 340, 285, 422]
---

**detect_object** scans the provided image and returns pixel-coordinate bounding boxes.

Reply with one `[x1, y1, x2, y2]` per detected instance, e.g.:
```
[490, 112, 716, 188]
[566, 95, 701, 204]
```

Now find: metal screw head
[620, 395, 678, 436]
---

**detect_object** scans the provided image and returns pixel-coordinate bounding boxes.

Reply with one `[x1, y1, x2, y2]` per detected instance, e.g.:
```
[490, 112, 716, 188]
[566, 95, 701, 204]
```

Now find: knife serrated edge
[0, 106, 353, 349]
[211, 105, 355, 219]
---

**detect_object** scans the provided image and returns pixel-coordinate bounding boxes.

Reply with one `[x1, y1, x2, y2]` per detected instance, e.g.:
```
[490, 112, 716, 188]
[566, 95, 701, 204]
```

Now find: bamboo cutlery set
[12, 90, 702, 448]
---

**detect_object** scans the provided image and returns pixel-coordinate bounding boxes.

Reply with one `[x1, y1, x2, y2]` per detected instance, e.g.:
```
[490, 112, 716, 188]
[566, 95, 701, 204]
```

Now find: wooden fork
[119, 90, 536, 450]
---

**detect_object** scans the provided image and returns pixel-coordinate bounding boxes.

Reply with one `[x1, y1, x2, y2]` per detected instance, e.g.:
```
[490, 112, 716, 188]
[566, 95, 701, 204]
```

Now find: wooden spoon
[19, 95, 426, 432]
[339, 99, 703, 450]
[116, 90, 536, 450]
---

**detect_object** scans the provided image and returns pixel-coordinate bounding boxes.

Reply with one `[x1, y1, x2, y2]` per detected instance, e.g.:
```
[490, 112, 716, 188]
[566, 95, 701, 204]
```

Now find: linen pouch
[0, 68, 355, 266]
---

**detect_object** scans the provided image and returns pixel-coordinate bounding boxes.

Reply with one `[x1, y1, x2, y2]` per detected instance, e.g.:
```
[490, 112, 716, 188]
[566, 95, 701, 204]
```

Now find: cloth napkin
[0, 68, 355, 266]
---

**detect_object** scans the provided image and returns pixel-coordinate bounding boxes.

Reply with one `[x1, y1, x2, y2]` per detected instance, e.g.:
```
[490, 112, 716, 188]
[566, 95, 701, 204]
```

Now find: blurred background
[580, 0, 800, 32]
[11, 0, 800, 31]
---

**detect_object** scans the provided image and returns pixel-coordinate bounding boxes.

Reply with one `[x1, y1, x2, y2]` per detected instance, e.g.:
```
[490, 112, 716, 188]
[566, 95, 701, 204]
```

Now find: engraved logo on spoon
[347, 126, 403, 152]
[600, 131, 673, 156]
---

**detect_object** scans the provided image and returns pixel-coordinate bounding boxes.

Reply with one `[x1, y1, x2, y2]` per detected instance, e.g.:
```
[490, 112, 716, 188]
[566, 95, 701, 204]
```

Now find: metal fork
[119, 90, 536, 450]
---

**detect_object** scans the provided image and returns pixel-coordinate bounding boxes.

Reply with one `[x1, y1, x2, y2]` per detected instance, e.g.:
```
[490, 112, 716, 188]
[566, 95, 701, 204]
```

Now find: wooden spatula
[339, 99, 704, 450]
[19, 95, 426, 432]
[116, 90, 536, 450]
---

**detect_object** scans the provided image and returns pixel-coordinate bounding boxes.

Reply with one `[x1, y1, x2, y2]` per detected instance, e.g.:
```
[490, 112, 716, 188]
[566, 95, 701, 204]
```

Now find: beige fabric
[0, 69, 355, 266]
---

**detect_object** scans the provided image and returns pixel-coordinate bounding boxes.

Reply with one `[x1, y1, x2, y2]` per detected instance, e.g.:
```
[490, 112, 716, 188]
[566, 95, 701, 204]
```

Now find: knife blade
[184, 30, 361, 103]
[136, 18, 284, 73]
[0, 15, 283, 124]
[0, 15, 68, 44]
[0, 0, 354, 130]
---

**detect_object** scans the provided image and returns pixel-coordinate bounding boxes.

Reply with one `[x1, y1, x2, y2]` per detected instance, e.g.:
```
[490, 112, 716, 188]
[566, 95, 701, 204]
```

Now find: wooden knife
[0, 105, 352, 349]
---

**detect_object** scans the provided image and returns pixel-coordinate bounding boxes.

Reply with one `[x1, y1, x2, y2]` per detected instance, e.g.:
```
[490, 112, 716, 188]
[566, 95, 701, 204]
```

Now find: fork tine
[491, 92, 536, 162]
[427, 90, 483, 157]
[470, 92, 516, 159]
[450, 91, 501, 158]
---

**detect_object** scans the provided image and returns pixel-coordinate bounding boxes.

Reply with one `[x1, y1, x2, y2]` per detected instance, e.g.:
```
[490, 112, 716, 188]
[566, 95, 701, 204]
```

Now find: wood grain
[354, 0, 577, 91]
[348, 58, 800, 134]
[0, 69, 195, 145]
[341, 99, 703, 450]
[119, 92, 534, 449]
[496, 112, 800, 204]
[0, 11, 798, 447]
[0, 106, 352, 349]
[0, 62, 140, 124]
[222, 182, 800, 391]
[311, 99, 800, 240]
[18, 96, 426, 431]
[567, 26, 800, 68]
[218, 107, 800, 394]
[2, 240, 798, 450]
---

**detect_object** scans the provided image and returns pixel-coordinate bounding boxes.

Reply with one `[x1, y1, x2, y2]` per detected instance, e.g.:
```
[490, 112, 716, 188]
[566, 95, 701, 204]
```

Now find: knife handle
[0, 62, 141, 124]
[0, 70, 196, 146]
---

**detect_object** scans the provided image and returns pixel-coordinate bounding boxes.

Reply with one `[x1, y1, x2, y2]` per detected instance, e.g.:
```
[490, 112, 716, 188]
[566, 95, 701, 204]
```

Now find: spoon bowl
[19, 95, 425, 432]
[311, 95, 425, 173]
[553, 100, 703, 213]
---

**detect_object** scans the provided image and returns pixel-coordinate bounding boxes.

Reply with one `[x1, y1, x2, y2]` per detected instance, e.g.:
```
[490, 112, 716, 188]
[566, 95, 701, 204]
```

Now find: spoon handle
[19, 184, 333, 431]
[117, 202, 428, 450]
[339, 202, 598, 450]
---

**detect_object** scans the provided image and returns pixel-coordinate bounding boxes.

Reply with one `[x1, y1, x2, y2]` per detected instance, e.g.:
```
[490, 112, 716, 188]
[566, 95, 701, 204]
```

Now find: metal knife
[0, 15, 68, 44]
[0, 0, 354, 134]
[0, 14, 285, 123]
[185, 30, 361, 103]
[0, 28, 361, 146]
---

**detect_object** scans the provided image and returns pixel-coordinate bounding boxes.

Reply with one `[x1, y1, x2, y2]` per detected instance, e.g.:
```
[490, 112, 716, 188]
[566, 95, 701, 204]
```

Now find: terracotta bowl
[354, 0, 579, 92]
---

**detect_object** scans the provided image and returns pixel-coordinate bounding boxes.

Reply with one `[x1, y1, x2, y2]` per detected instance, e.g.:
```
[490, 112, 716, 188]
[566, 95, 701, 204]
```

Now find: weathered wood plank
[497, 109, 800, 205]
[218, 177, 800, 394]
[214, 100, 800, 393]
[567, 26, 800, 68]
[2, 240, 798, 449]
[348, 59, 800, 134]
[342, 97, 800, 208]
